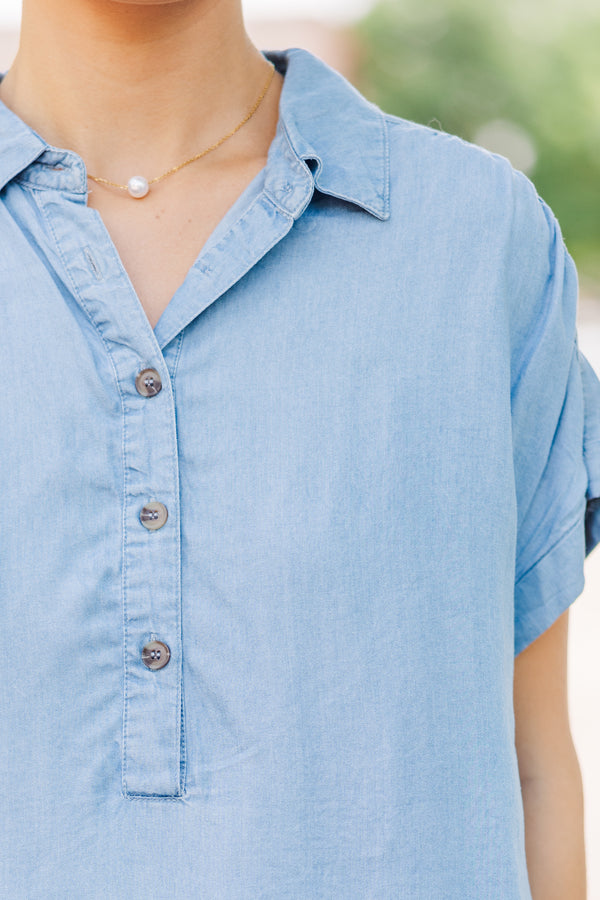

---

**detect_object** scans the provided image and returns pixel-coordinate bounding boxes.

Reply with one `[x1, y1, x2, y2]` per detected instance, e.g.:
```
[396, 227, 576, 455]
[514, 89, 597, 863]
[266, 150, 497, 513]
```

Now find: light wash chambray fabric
[1, 46, 599, 900]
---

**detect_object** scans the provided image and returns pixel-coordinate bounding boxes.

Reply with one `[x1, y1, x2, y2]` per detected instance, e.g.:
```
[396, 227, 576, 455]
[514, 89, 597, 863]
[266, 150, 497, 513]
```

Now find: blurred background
[1, 0, 599, 894]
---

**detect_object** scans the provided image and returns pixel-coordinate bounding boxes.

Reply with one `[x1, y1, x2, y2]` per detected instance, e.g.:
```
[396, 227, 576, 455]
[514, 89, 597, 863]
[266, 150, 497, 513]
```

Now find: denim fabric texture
[1, 46, 599, 900]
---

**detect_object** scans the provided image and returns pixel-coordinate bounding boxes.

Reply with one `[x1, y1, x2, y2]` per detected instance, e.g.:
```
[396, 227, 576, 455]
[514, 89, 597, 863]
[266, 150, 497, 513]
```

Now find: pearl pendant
[127, 175, 149, 199]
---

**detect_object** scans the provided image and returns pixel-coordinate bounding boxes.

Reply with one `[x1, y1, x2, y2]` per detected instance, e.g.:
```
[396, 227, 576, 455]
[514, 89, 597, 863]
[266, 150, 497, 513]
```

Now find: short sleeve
[510, 176, 600, 657]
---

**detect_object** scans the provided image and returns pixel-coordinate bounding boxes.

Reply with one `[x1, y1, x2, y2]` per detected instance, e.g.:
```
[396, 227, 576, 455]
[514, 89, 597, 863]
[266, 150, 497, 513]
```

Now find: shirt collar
[264, 47, 390, 221]
[0, 47, 390, 220]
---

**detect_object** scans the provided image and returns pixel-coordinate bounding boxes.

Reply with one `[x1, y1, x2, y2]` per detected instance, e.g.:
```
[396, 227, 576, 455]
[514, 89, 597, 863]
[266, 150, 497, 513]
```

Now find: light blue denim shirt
[1, 46, 599, 900]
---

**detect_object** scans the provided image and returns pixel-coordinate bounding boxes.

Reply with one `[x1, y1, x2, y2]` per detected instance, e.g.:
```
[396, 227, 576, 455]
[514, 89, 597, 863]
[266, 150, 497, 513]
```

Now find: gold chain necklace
[86, 62, 276, 199]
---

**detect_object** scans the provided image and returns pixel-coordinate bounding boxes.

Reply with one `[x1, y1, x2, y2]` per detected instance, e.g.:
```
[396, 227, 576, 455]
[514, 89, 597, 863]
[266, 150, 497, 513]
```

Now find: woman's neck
[0, 0, 274, 180]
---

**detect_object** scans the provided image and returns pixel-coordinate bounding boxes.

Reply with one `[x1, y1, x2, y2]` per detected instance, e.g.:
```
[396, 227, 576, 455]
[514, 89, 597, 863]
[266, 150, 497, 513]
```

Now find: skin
[0, 2, 588, 894]
[514, 609, 587, 897]
[0, 0, 278, 179]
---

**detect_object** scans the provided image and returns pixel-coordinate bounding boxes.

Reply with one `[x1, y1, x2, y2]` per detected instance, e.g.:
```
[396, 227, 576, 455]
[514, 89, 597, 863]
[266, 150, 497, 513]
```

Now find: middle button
[139, 501, 168, 530]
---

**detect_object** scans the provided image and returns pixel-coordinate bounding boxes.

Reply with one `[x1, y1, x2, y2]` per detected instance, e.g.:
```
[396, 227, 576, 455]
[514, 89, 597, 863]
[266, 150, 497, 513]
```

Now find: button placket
[119, 352, 183, 799]
[136, 368, 171, 689]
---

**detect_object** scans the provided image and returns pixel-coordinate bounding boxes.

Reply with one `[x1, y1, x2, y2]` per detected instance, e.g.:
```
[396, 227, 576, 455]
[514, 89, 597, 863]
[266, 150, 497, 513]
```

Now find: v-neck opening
[85, 160, 270, 339]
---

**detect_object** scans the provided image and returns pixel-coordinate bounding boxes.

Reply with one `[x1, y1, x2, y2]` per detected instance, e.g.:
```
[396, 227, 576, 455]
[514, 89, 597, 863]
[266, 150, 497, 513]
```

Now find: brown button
[140, 500, 169, 531]
[135, 367, 162, 397]
[141, 640, 170, 670]
[139, 501, 168, 530]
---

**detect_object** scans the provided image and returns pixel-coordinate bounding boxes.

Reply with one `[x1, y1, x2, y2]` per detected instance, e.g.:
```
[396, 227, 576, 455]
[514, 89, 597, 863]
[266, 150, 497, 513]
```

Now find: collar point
[368, 199, 391, 221]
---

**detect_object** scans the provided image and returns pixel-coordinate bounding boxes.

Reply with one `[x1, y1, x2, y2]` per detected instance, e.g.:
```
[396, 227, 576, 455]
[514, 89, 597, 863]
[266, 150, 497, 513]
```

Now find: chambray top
[1, 47, 599, 900]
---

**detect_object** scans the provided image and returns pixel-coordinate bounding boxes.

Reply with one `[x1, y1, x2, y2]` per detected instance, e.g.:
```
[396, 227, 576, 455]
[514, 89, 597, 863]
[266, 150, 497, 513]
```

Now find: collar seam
[14, 175, 87, 195]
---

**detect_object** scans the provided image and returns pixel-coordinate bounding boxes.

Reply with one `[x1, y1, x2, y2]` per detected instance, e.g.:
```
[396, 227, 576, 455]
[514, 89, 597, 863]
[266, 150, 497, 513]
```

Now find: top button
[142, 640, 171, 670]
[135, 368, 162, 397]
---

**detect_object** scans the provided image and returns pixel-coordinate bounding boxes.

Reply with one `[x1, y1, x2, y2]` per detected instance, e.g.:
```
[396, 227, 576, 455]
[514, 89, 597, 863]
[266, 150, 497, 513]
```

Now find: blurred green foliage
[353, 0, 600, 282]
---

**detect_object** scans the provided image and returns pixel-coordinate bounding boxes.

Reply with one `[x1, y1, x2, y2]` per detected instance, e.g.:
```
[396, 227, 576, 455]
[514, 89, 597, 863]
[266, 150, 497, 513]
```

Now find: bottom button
[142, 640, 171, 670]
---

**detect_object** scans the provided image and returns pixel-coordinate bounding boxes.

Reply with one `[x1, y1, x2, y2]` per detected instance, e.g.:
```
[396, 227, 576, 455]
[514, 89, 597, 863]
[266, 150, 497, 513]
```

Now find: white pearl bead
[127, 175, 149, 199]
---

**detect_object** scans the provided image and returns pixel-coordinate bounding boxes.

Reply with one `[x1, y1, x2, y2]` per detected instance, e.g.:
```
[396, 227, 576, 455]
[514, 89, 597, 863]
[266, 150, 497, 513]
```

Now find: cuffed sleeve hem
[514, 515, 586, 656]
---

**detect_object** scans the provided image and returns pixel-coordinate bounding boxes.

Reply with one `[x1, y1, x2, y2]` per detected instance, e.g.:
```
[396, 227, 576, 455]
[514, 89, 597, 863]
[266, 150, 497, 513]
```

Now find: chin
[106, 0, 193, 5]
